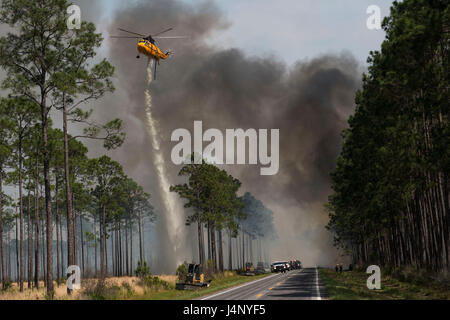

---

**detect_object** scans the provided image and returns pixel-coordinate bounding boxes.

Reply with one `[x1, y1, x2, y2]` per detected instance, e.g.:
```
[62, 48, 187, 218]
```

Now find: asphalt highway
[200, 268, 326, 300]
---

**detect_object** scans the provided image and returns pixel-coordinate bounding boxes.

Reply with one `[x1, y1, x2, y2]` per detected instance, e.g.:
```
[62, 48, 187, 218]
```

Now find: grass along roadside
[0, 272, 274, 300]
[319, 268, 449, 300]
[134, 272, 274, 300]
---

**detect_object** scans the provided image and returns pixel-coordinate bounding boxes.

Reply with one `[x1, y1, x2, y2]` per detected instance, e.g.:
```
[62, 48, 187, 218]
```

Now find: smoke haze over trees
[96, 0, 362, 270]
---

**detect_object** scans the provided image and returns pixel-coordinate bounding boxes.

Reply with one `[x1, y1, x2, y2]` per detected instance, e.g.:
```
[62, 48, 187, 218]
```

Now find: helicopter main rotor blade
[110, 36, 141, 39]
[154, 36, 189, 39]
[152, 27, 174, 37]
[118, 28, 146, 37]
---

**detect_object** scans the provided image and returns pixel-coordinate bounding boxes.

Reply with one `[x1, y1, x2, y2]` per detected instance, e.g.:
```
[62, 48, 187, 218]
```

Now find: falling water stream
[144, 60, 183, 269]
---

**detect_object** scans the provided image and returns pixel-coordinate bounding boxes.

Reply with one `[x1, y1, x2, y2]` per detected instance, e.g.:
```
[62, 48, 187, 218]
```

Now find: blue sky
[205, 0, 394, 65]
[97, 0, 394, 66]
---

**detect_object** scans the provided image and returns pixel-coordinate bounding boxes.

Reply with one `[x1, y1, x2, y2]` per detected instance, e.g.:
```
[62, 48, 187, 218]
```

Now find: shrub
[3, 280, 13, 291]
[141, 275, 172, 291]
[121, 282, 135, 298]
[176, 263, 187, 281]
[135, 260, 151, 278]
[84, 279, 129, 300]
[205, 259, 216, 278]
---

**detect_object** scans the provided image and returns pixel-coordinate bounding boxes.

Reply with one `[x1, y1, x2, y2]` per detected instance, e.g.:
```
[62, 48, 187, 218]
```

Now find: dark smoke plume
[86, 0, 362, 271]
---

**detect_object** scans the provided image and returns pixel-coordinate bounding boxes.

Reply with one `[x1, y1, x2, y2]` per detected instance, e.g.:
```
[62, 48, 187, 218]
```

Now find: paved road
[200, 268, 326, 300]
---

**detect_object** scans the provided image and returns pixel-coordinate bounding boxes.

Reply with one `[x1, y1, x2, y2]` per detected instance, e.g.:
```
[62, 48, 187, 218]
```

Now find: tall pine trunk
[228, 231, 232, 271]
[63, 95, 75, 277]
[41, 98, 54, 294]
[129, 216, 133, 275]
[18, 140, 24, 292]
[80, 215, 84, 276]
[218, 230, 223, 272]
[100, 206, 106, 279]
[197, 211, 203, 266]
[242, 232, 245, 270]
[55, 176, 60, 286]
[15, 215, 19, 283]
[138, 211, 143, 263]
[125, 220, 129, 276]
[0, 169, 5, 290]
[33, 169, 39, 289]
[59, 214, 64, 279]
[27, 189, 32, 289]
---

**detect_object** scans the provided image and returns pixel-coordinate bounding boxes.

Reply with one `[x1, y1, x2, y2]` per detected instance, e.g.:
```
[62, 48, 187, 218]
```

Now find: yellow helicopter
[111, 27, 187, 79]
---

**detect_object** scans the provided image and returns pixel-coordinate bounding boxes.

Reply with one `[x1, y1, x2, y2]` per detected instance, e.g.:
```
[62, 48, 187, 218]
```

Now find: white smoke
[144, 60, 184, 269]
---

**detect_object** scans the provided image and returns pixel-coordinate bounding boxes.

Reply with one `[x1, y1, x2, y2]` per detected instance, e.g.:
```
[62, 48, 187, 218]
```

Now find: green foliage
[171, 157, 245, 234]
[121, 282, 135, 298]
[320, 268, 450, 300]
[326, 0, 449, 272]
[135, 260, 151, 278]
[86, 280, 121, 300]
[241, 192, 277, 240]
[176, 264, 187, 281]
[141, 276, 172, 291]
[2, 280, 13, 291]
[205, 259, 217, 277]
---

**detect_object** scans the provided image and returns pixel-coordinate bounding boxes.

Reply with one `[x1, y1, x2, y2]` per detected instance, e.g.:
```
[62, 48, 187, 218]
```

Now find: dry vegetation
[0, 275, 178, 300]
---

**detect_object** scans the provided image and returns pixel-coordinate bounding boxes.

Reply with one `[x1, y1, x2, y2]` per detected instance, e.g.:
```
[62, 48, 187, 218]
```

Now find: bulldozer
[175, 263, 211, 290]
[243, 262, 256, 276]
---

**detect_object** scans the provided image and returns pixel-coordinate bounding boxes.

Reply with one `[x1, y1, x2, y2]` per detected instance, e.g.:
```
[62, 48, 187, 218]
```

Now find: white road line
[315, 267, 322, 300]
[200, 273, 280, 300]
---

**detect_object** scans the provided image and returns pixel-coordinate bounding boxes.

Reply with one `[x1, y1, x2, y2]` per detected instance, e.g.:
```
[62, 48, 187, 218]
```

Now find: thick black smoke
[92, 0, 361, 271]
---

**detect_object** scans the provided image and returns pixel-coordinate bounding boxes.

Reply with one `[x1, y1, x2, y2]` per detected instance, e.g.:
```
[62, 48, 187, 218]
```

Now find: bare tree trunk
[27, 189, 32, 289]
[59, 214, 64, 280]
[94, 215, 97, 276]
[73, 193, 77, 269]
[34, 170, 39, 289]
[40, 217, 46, 287]
[105, 223, 109, 276]
[109, 234, 113, 276]
[41, 102, 54, 295]
[250, 237, 253, 264]
[112, 227, 116, 276]
[218, 230, 223, 272]
[86, 236, 90, 277]
[55, 176, 60, 286]
[197, 211, 203, 266]
[100, 206, 106, 279]
[119, 222, 122, 276]
[129, 217, 133, 275]
[207, 223, 211, 262]
[211, 226, 217, 271]
[0, 170, 5, 290]
[125, 220, 129, 276]
[63, 94, 75, 276]
[80, 214, 84, 276]
[7, 232, 11, 281]
[15, 215, 19, 284]
[242, 231, 245, 270]
[228, 231, 232, 271]
[138, 211, 143, 263]
[18, 140, 24, 292]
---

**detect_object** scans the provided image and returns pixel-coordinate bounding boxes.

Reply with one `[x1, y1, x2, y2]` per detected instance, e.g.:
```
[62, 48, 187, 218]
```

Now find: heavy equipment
[255, 262, 266, 274]
[243, 262, 256, 276]
[175, 263, 211, 290]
